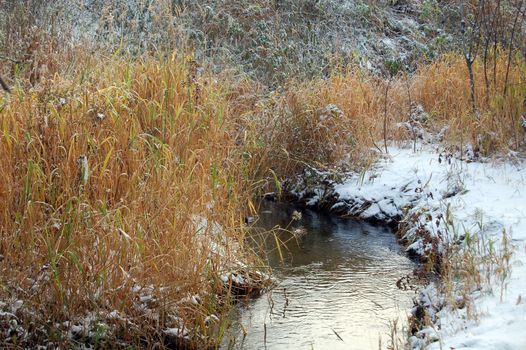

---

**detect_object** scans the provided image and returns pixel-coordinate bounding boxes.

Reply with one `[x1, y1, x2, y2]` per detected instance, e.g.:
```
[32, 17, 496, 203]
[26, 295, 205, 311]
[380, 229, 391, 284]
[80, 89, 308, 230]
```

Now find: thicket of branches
[456, 0, 526, 116]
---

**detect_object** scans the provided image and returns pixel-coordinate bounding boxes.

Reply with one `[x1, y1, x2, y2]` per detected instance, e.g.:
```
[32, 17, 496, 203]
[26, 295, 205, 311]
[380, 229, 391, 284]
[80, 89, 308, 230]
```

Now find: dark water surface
[222, 202, 417, 350]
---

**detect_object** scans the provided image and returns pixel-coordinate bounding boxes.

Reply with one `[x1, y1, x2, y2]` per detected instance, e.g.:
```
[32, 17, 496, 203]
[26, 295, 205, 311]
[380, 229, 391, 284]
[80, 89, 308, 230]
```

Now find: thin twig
[383, 79, 391, 154]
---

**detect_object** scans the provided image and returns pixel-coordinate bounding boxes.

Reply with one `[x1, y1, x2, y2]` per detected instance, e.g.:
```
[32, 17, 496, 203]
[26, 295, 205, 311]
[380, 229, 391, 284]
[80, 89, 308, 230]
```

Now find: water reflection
[222, 202, 417, 350]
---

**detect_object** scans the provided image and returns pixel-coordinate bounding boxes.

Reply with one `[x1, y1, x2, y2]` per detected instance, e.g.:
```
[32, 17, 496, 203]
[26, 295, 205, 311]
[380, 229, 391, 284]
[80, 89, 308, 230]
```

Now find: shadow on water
[222, 201, 418, 350]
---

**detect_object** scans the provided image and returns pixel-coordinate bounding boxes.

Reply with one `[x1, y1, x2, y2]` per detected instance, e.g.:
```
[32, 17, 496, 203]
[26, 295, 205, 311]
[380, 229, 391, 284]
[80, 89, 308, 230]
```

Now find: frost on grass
[9, 0, 458, 84]
[0, 214, 270, 347]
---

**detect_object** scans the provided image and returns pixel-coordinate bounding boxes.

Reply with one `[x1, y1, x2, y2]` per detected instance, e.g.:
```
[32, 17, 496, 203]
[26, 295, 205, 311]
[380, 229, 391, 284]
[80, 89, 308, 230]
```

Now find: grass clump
[0, 53, 266, 348]
[280, 52, 526, 157]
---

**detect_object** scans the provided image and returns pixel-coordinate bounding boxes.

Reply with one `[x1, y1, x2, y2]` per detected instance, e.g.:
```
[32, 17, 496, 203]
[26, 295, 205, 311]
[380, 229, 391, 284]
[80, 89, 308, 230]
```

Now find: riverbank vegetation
[1, 47, 524, 348]
[1, 0, 525, 348]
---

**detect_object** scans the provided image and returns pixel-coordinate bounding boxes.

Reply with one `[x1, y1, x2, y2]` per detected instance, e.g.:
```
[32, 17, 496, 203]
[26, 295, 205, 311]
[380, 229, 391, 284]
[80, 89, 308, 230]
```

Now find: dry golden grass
[0, 49, 524, 348]
[412, 53, 526, 152]
[281, 51, 525, 159]
[0, 53, 267, 348]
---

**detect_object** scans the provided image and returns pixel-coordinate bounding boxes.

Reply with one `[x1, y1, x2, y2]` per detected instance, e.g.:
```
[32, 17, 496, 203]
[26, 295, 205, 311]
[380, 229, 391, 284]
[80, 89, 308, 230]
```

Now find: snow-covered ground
[291, 144, 526, 349]
[344, 146, 526, 349]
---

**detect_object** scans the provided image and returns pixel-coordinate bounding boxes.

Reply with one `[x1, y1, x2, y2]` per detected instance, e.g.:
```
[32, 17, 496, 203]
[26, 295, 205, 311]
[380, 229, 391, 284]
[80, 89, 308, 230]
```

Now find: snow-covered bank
[286, 144, 526, 349]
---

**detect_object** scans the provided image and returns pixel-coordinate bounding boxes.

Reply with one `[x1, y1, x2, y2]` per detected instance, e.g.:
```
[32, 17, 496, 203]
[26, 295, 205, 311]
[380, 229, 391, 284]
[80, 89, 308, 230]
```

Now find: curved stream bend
[222, 202, 418, 350]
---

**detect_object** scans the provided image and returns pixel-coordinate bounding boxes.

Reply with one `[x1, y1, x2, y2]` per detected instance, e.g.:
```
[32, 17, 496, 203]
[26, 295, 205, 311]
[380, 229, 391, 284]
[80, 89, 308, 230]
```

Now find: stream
[221, 202, 418, 349]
